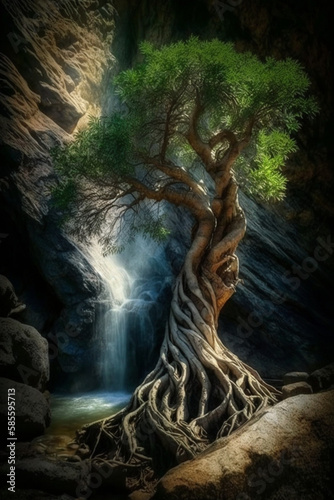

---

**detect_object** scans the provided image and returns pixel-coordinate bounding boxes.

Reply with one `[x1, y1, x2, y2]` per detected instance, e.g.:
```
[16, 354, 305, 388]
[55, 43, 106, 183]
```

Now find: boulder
[0, 378, 50, 441]
[154, 390, 334, 500]
[283, 371, 309, 386]
[282, 381, 313, 399]
[308, 362, 334, 392]
[0, 317, 49, 390]
[0, 457, 89, 497]
[0, 275, 26, 317]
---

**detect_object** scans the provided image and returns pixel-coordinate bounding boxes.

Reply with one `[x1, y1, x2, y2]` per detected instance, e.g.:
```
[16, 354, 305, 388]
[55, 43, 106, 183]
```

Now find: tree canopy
[52, 37, 317, 253]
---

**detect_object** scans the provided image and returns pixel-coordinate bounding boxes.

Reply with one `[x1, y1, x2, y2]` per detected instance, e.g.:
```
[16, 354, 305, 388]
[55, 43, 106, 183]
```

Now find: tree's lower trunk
[79, 262, 279, 477]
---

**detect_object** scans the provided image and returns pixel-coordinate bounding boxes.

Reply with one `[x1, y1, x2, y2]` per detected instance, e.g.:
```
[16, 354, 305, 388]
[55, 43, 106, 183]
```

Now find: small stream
[46, 391, 131, 438]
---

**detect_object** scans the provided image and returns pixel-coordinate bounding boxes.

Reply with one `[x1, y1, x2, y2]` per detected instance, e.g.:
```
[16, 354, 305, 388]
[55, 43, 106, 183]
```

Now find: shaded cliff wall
[0, 0, 333, 389]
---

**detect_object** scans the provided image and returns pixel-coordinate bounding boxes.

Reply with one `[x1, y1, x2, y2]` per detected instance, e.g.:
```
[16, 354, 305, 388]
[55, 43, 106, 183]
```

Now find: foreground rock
[0, 317, 49, 390]
[0, 457, 89, 497]
[154, 390, 334, 500]
[0, 378, 50, 441]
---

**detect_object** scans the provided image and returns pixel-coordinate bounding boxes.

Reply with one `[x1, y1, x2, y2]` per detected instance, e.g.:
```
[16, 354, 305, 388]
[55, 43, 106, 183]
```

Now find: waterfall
[85, 241, 132, 391]
[84, 238, 173, 392]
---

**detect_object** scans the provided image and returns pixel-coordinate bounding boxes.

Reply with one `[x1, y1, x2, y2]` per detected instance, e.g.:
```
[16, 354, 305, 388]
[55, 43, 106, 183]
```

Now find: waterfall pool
[46, 391, 131, 437]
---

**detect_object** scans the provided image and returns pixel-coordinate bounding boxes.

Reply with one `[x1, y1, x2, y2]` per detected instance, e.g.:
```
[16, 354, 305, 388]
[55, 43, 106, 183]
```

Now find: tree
[52, 38, 317, 479]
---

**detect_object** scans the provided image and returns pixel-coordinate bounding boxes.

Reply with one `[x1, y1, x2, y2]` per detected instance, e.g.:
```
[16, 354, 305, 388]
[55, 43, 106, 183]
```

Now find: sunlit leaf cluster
[235, 130, 298, 201]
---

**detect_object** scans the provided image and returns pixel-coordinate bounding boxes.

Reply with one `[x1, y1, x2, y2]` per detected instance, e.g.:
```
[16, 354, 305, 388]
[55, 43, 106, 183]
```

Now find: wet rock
[154, 391, 334, 500]
[0, 317, 49, 390]
[57, 453, 76, 460]
[66, 442, 79, 450]
[130, 490, 154, 500]
[0, 378, 50, 441]
[66, 454, 82, 463]
[282, 381, 313, 399]
[32, 434, 73, 454]
[46, 447, 57, 455]
[34, 444, 48, 454]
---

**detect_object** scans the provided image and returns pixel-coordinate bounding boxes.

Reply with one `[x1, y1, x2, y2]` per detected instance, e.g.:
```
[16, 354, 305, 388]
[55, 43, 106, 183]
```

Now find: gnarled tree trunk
[78, 176, 280, 481]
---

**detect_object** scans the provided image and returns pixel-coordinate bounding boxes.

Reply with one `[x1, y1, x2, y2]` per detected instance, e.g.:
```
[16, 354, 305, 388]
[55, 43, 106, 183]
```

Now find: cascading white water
[85, 241, 132, 391]
[103, 305, 128, 389]
[84, 238, 173, 392]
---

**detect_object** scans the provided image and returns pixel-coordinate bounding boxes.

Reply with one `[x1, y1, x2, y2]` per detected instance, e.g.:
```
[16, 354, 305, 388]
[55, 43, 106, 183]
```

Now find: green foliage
[52, 37, 318, 247]
[235, 130, 298, 201]
[131, 215, 171, 242]
[114, 37, 317, 201]
[116, 38, 317, 138]
[52, 114, 135, 182]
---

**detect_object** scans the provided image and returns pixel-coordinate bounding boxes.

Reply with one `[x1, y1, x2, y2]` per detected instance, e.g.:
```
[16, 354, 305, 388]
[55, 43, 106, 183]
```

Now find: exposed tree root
[78, 264, 280, 489]
[78, 185, 280, 491]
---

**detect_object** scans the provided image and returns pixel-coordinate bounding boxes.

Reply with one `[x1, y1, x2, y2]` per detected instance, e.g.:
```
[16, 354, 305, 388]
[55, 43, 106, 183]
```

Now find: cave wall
[0, 0, 333, 389]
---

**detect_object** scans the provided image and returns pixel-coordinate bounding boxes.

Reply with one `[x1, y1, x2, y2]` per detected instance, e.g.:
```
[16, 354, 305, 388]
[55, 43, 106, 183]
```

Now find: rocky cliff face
[0, 0, 333, 390]
[0, 0, 116, 390]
